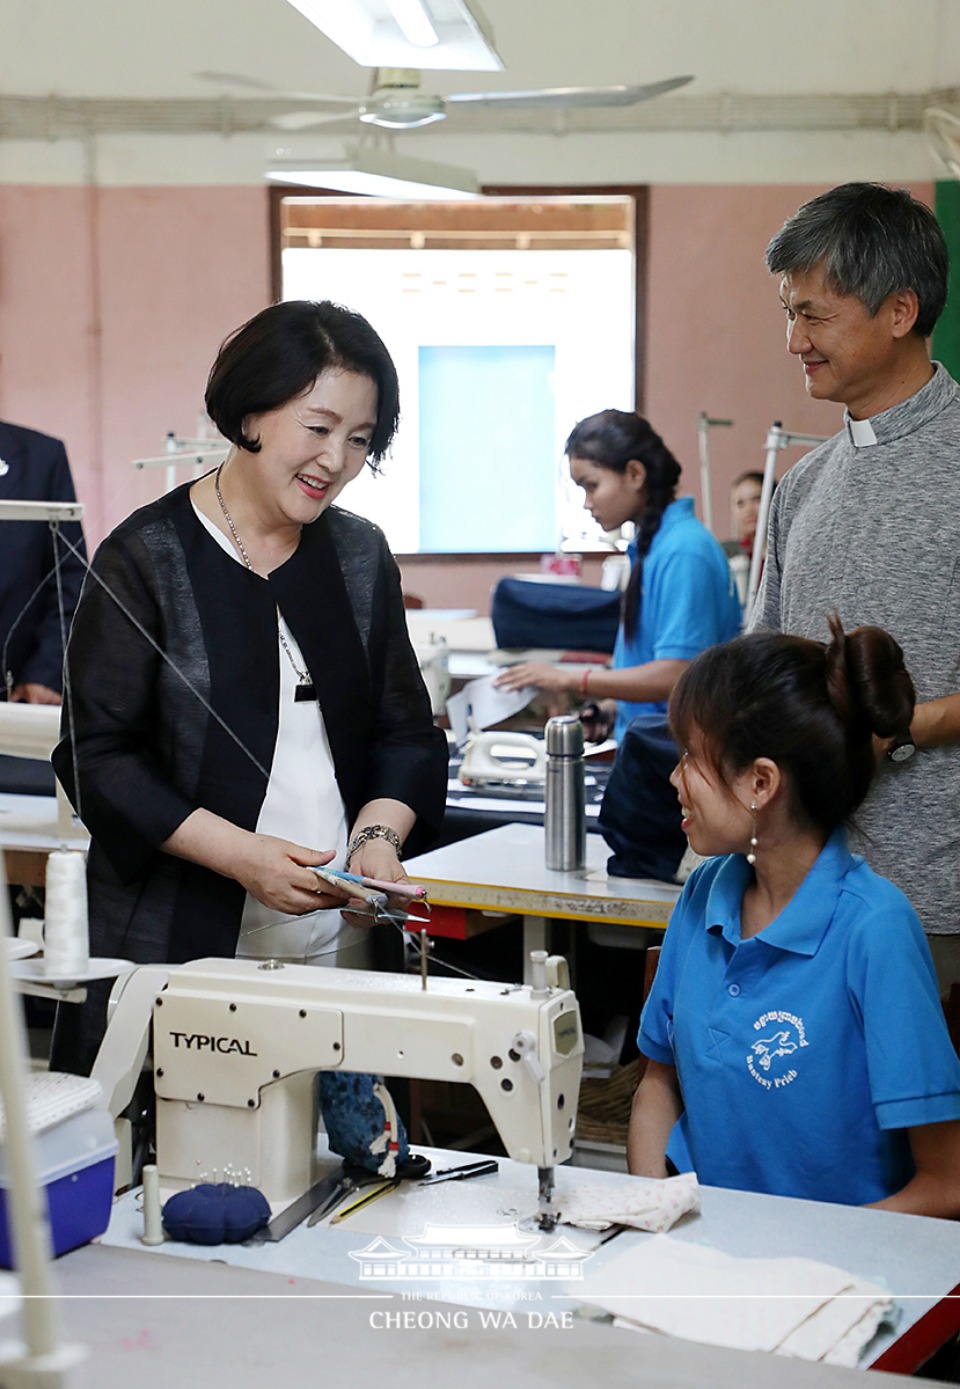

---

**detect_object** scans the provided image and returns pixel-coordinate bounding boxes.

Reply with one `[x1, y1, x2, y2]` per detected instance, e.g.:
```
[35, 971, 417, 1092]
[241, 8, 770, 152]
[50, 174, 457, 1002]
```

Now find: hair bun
[824, 614, 915, 741]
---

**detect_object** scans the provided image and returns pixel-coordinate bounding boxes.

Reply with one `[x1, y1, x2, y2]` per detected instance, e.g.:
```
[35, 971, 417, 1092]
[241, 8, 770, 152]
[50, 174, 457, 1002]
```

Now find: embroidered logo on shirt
[746, 1010, 808, 1090]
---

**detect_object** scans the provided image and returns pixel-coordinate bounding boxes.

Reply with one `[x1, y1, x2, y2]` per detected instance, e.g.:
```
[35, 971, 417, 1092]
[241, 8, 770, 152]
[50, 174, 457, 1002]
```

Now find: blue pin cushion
[161, 1182, 271, 1245]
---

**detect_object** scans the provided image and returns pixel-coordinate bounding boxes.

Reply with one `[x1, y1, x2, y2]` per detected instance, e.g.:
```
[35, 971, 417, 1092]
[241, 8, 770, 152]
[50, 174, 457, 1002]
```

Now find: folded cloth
[559, 1172, 699, 1232]
[778, 1287, 894, 1368]
[578, 1235, 895, 1365]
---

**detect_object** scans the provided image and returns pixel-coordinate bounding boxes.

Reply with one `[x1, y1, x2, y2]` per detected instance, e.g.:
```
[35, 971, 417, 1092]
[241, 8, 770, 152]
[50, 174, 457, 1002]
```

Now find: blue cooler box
[0, 1108, 117, 1266]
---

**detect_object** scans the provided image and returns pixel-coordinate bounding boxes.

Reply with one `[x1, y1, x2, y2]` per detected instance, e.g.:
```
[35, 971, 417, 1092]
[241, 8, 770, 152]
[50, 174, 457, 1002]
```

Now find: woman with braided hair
[496, 409, 740, 744]
[629, 620, 960, 1213]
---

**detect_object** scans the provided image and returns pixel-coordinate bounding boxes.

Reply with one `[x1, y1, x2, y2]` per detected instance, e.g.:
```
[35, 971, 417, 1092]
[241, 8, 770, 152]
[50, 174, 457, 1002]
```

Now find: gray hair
[765, 183, 948, 337]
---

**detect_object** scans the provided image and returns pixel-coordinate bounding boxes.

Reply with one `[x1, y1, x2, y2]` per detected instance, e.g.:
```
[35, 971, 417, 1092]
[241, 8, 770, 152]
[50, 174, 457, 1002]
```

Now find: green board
[933, 180, 960, 378]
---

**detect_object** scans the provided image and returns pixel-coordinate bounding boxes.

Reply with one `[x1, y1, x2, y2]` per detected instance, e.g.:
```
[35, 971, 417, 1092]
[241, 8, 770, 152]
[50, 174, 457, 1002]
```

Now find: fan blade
[196, 69, 279, 93]
[270, 109, 362, 131]
[195, 69, 358, 106]
[923, 107, 960, 179]
[446, 76, 693, 111]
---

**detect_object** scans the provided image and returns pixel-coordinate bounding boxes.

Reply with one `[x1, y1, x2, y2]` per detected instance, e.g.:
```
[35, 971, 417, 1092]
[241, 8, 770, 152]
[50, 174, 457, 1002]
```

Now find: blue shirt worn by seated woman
[638, 829, 960, 1206]
[612, 497, 741, 743]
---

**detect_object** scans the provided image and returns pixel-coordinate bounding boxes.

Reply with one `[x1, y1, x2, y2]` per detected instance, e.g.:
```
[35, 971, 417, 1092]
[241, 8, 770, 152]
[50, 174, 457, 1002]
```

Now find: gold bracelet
[347, 824, 402, 861]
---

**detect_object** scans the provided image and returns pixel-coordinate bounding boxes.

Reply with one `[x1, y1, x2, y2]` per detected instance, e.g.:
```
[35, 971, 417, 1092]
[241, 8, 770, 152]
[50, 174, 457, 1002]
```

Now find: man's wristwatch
[347, 824, 403, 861]
[887, 737, 916, 764]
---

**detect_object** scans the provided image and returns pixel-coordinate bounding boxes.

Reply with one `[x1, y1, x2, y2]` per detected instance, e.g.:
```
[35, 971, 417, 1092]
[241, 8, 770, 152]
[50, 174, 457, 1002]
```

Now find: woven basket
[575, 1057, 644, 1147]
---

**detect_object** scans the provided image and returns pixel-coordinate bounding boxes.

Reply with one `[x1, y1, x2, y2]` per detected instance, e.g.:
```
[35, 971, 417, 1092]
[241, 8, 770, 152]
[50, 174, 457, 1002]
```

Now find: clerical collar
[847, 416, 879, 448]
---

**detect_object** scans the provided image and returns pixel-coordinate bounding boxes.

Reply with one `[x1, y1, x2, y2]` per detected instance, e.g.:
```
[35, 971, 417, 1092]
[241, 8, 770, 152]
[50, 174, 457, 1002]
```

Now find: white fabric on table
[578, 1234, 894, 1365]
[560, 1172, 699, 1232]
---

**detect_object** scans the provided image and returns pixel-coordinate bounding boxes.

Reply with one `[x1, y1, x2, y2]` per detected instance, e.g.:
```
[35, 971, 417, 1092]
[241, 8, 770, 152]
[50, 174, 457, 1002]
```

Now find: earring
[746, 801, 758, 866]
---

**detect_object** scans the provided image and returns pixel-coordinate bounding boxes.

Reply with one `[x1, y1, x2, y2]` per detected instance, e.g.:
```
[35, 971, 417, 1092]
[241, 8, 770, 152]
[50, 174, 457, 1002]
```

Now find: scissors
[307, 1153, 432, 1227]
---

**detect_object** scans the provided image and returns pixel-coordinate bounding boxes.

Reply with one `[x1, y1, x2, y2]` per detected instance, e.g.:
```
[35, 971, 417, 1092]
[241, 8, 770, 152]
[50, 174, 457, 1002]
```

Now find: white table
[43, 1243, 910, 1389]
[0, 791, 88, 887]
[94, 1144, 960, 1379]
[405, 823, 680, 972]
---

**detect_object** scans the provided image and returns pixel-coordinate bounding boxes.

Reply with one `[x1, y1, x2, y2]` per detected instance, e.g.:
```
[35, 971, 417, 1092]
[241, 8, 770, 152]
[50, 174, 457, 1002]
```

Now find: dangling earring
[746, 802, 758, 866]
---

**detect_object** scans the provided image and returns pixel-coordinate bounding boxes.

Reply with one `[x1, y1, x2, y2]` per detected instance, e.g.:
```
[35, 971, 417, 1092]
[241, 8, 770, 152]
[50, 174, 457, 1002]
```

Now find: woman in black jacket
[53, 300, 447, 1071]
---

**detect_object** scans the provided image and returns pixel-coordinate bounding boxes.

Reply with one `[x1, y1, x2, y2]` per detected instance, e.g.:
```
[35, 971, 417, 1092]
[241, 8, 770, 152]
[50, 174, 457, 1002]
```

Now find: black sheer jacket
[53, 483, 448, 968]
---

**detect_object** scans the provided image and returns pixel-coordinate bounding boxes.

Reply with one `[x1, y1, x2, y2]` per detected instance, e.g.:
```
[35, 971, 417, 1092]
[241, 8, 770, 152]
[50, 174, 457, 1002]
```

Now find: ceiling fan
[923, 106, 960, 179]
[198, 66, 694, 132]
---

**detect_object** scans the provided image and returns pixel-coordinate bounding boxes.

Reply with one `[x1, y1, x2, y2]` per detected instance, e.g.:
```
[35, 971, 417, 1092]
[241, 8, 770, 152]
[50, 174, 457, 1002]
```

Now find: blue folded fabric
[492, 578, 620, 653]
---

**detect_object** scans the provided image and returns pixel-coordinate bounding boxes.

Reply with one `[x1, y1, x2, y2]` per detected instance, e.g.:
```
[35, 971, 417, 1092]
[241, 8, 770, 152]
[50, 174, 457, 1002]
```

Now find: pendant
[295, 682, 317, 703]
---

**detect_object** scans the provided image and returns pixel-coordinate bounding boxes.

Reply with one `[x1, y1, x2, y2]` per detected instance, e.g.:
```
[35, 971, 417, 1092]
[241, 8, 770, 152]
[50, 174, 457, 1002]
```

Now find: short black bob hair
[205, 300, 400, 470]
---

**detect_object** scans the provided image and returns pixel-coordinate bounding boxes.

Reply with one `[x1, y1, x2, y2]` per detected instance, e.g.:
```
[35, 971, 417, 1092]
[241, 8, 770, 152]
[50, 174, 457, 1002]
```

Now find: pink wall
[0, 179, 934, 610]
[0, 185, 271, 541]
[0, 186, 98, 504]
[644, 181, 933, 532]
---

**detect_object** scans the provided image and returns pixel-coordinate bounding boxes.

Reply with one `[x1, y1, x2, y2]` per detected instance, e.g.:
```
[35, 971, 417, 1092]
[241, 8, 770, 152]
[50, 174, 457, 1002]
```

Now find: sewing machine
[95, 954, 583, 1227]
[0, 703, 77, 840]
[0, 499, 86, 842]
[412, 635, 451, 717]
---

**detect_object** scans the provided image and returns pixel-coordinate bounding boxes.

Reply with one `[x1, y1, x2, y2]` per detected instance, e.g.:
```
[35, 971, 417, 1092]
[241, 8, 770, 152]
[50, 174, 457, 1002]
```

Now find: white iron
[459, 730, 546, 788]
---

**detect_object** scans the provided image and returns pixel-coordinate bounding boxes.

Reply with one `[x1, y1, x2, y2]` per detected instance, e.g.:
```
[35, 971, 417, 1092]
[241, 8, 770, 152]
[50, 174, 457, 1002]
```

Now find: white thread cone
[43, 850, 89, 979]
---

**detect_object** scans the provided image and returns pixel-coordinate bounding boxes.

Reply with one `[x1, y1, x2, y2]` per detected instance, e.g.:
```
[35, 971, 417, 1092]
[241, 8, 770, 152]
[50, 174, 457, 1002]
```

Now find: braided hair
[565, 410, 681, 641]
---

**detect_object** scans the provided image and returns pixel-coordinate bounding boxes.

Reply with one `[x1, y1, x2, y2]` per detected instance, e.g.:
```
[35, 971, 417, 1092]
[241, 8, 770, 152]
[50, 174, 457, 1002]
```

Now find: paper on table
[447, 675, 539, 745]
[577, 1235, 894, 1364]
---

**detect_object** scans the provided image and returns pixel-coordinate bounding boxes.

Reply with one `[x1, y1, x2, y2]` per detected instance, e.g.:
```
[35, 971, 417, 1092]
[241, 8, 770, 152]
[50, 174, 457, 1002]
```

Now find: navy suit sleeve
[22, 437, 88, 691]
[0, 423, 87, 693]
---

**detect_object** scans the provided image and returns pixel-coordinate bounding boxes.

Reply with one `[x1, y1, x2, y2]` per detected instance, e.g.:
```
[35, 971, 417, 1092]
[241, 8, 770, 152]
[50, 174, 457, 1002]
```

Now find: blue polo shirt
[612, 498, 741, 743]
[639, 830, 960, 1205]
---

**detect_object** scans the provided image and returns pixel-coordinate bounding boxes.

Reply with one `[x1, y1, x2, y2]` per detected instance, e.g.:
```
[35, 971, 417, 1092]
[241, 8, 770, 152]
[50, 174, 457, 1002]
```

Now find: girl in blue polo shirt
[629, 619, 960, 1213]
[495, 411, 742, 744]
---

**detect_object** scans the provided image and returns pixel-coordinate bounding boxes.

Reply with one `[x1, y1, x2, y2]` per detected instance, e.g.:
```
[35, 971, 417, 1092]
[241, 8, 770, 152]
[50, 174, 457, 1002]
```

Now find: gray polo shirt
[752, 364, 960, 936]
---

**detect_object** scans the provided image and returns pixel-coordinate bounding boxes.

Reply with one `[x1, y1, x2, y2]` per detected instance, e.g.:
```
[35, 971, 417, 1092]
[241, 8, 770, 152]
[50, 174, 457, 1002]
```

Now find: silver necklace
[214, 464, 316, 702]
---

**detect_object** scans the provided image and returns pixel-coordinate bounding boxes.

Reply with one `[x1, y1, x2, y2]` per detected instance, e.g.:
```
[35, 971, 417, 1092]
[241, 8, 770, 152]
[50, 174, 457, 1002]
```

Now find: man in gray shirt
[752, 183, 960, 996]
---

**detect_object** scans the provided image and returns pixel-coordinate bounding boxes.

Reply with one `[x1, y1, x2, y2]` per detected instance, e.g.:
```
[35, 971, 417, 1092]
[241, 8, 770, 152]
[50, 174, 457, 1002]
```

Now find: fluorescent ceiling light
[284, 0, 503, 72]
[386, 0, 439, 48]
[266, 148, 481, 200]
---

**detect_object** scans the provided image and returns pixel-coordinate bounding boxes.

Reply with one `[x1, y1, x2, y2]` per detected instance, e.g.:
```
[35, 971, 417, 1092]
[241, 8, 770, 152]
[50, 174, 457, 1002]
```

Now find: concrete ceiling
[4, 0, 960, 184]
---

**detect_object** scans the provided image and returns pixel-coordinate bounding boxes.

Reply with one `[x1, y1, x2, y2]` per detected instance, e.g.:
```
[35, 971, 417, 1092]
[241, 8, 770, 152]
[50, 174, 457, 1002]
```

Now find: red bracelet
[579, 667, 593, 697]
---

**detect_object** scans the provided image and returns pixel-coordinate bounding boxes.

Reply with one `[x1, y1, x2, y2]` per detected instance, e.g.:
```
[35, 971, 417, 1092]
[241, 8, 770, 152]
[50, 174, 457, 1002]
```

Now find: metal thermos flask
[544, 714, 586, 871]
